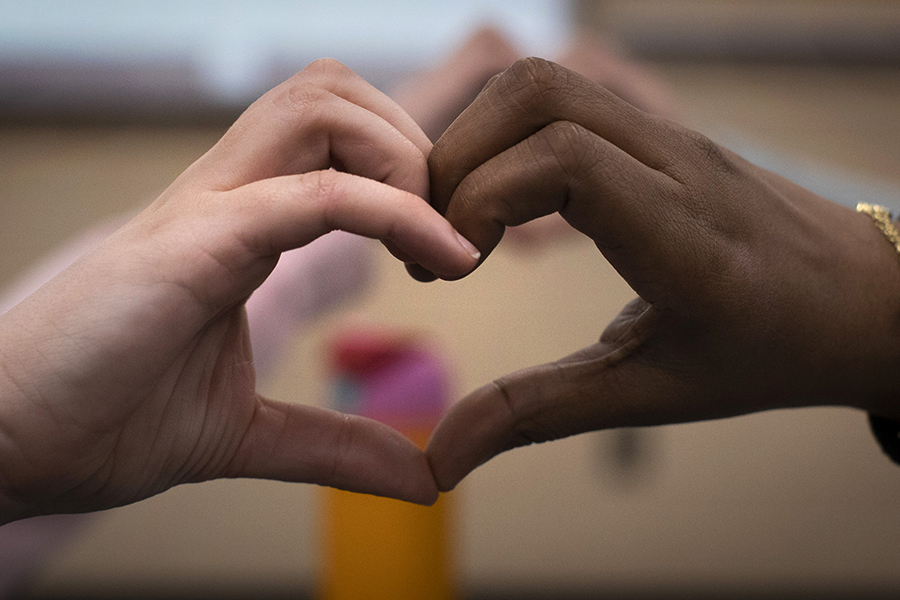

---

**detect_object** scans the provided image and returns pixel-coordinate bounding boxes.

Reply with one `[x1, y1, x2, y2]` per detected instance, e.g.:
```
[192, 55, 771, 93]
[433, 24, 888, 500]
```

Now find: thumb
[226, 399, 439, 505]
[427, 299, 668, 492]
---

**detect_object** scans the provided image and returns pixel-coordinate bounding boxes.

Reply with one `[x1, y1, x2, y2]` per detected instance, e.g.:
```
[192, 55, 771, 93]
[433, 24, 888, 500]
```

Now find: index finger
[191, 59, 432, 193]
[429, 57, 679, 216]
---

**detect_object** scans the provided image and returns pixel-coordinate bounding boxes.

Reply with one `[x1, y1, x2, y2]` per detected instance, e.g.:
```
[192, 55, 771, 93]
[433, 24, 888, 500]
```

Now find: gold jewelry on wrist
[857, 203, 900, 260]
[857, 203, 900, 466]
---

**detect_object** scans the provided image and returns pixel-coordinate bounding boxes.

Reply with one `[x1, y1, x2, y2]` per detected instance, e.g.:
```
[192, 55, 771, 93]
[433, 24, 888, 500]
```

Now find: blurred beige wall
[575, 0, 900, 62]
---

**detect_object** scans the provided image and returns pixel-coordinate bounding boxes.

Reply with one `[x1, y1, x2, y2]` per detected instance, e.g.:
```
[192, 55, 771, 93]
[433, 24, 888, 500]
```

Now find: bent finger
[229, 170, 479, 279]
[413, 121, 674, 294]
[200, 93, 428, 198]
[300, 58, 432, 156]
[429, 57, 680, 216]
[191, 60, 430, 195]
[228, 398, 438, 504]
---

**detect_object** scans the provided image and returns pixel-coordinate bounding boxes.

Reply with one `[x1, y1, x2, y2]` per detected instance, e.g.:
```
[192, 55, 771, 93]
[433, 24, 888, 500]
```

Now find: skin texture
[421, 57, 900, 492]
[0, 59, 480, 523]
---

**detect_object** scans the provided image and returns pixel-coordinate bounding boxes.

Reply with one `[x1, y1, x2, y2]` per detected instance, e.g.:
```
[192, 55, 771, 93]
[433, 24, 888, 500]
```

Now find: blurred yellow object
[319, 430, 454, 600]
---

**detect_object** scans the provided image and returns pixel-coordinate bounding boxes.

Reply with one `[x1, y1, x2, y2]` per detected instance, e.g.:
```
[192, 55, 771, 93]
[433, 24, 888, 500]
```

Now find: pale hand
[0, 59, 479, 522]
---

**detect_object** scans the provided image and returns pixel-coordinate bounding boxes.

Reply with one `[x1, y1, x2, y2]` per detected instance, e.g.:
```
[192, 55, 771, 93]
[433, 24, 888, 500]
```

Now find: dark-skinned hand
[417, 58, 900, 491]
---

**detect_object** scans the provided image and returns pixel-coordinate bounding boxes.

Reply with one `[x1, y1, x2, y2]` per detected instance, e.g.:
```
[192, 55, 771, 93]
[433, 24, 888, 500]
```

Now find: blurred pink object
[328, 326, 449, 426]
[247, 231, 374, 374]
[0, 515, 91, 594]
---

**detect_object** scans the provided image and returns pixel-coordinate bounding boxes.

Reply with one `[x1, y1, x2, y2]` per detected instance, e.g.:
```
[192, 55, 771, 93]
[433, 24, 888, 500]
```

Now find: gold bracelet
[857, 203, 900, 466]
[857, 203, 900, 260]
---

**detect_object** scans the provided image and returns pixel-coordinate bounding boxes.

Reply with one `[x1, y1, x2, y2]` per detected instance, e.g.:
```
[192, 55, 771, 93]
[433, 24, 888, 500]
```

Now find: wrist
[852, 205, 900, 420]
[0, 315, 46, 524]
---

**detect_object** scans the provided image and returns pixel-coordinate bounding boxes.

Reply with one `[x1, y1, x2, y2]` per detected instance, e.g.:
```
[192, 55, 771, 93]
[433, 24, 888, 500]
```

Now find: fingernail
[456, 232, 481, 261]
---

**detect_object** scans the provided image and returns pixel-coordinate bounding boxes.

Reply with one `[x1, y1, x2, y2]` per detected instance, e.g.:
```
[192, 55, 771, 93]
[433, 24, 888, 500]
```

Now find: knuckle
[501, 57, 572, 110]
[684, 129, 734, 175]
[538, 121, 597, 178]
[302, 57, 351, 78]
[659, 127, 738, 194]
[492, 377, 516, 418]
[492, 375, 559, 446]
[544, 119, 588, 144]
[323, 412, 355, 488]
[277, 58, 353, 116]
[283, 81, 329, 114]
[451, 169, 489, 216]
[311, 170, 341, 225]
[506, 56, 566, 89]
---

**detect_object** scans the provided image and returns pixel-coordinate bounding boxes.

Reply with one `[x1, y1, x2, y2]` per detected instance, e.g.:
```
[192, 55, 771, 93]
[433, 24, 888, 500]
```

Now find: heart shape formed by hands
[1, 57, 900, 526]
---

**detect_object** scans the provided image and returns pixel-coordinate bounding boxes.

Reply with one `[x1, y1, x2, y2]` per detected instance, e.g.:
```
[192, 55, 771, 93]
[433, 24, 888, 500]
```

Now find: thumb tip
[405, 262, 439, 282]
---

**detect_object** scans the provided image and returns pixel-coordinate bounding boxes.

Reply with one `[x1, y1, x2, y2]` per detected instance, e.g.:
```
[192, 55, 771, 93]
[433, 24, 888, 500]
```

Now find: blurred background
[2, 0, 900, 598]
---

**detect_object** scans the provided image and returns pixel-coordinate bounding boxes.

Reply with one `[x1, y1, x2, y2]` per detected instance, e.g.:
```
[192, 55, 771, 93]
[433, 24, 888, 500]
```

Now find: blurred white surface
[0, 0, 571, 101]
